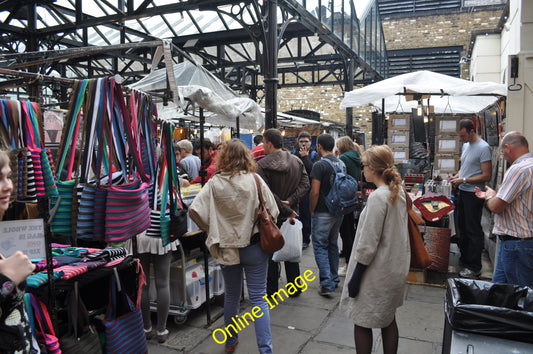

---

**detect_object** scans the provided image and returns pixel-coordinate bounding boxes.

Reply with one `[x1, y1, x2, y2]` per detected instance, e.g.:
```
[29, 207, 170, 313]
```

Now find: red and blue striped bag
[29, 294, 62, 354]
[103, 272, 147, 354]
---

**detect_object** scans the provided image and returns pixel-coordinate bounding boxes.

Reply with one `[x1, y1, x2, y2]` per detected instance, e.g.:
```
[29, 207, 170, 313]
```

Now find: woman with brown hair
[189, 139, 278, 354]
[340, 145, 410, 354]
[0, 150, 36, 353]
[335, 137, 362, 274]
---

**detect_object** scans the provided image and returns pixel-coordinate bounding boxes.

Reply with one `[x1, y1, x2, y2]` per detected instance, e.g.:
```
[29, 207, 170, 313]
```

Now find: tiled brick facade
[274, 7, 503, 143]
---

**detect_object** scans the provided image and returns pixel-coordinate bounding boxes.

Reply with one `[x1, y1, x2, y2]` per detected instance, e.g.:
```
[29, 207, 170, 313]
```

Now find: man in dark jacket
[292, 131, 321, 249]
[257, 129, 310, 297]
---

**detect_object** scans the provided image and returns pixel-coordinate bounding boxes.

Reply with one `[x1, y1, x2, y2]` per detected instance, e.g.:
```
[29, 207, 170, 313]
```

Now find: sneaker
[156, 329, 169, 343]
[144, 327, 154, 340]
[459, 268, 481, 279]
[302, 242, 309, 250]
[338, 265, 347, 276]
[318, 286, 332, 297]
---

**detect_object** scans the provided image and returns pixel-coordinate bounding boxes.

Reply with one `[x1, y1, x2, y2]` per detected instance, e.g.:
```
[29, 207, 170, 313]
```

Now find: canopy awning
[128, 61, 263, 130]
[340, 70, 507, 114]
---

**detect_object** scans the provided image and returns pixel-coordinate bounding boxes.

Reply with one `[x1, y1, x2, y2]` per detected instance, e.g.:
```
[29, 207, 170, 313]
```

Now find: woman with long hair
[340, 145, 410, 354]
[0, 150, 36, 353]
[335, 137, 362, 274]
[189, 139, 279, 353]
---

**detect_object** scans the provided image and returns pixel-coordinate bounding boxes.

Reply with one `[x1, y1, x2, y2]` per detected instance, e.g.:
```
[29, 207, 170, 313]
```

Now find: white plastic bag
[272, 219, 303, 262]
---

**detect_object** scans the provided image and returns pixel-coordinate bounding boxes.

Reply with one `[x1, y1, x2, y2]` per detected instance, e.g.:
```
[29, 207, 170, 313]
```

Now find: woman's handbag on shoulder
[253, 174, 284, 253]
[404, 188, 432, 269]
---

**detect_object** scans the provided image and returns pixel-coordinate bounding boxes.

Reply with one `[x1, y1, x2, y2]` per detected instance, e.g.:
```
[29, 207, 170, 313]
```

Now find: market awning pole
[345, 59, 354, 138]
[263, 0, 278, 129]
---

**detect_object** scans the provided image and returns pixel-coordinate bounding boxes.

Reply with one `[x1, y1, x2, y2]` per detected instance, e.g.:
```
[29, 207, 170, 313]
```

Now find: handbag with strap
[29, 294, 62, 354]
[102, 270, 148, 354]
[103, 79, 151, 243]
[59, 282, 102, 354]
[51, 79, 89, 236]
[252, 173, 284, 253]
[160, 122, 188, 246]
[404, 188, 432, 269]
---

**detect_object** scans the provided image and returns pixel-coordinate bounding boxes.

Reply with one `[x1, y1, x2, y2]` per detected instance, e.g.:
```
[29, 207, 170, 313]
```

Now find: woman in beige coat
[339, 145, 410, 354]
[189, 139, 278, 354]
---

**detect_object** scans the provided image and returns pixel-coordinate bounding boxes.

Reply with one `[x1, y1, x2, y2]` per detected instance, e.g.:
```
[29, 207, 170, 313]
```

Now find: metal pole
[345, 59, 354, 138]
[264, 0, 278, 129]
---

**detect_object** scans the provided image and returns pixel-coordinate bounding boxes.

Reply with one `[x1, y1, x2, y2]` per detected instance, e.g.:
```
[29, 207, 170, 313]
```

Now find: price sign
[0, 219, 46, 260]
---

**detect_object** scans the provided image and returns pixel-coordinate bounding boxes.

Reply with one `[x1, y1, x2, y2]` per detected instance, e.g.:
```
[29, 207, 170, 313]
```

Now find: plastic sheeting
[445, 278, 533, 343]
[340, 70, 507, 114]
[128, 61, 263, 130]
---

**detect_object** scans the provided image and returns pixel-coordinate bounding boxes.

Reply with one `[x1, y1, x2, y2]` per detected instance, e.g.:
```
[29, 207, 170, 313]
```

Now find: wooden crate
[435, 117, 459, 135]
[436, 136, 461, 155]
[388, 114, 410, 131]
[407, 269, 427, 283]
[389, 130, 410, 148]
[392, 148, 410, 164]
[434, 155, 460, 174]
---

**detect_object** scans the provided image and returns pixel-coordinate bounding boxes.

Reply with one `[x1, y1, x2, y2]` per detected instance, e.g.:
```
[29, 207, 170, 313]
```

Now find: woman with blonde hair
[0, 150, 36, 353]
[189, 139, 278, 353]
[335, 136, 362, 274]
[340, 145, 409, 354]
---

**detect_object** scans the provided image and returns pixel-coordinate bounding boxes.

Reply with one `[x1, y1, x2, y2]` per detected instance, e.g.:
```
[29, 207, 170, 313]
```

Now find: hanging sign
[0, 219, 46, 260]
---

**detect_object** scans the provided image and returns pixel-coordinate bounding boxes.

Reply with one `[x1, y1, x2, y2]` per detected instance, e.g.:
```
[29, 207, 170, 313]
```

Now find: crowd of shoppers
[4, 123, 531, 354]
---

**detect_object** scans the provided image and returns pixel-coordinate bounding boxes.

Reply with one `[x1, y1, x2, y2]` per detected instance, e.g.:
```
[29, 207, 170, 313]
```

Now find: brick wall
[274, 7, 504, 144]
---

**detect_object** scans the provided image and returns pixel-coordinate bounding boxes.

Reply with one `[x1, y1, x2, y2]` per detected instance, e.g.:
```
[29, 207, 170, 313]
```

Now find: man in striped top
[475, 131, 533, 287]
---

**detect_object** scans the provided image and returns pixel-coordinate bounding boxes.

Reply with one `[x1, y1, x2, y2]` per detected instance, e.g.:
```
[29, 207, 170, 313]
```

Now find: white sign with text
[0, 219, 46, 259]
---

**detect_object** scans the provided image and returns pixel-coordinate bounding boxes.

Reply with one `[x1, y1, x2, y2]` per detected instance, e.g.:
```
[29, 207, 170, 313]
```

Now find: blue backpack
[321, 158, 359, 216]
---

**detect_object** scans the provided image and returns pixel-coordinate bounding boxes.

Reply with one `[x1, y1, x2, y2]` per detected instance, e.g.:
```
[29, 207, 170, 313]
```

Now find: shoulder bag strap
[253, 173, 265, 207]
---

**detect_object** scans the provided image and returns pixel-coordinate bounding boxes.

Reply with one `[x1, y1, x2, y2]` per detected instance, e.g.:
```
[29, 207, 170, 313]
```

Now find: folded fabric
[26, 271, 65, 288]
[34, 258, 60, 271]
[56, 259, 107, 280]
[85, 247, 128, 262]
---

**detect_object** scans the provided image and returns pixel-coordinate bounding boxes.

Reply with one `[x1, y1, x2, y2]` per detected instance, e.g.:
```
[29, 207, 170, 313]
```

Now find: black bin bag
[445, 278, 533, 343]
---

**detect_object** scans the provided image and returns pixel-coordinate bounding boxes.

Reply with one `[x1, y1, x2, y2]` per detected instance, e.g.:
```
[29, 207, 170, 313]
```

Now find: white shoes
[338, 265, 347, 276]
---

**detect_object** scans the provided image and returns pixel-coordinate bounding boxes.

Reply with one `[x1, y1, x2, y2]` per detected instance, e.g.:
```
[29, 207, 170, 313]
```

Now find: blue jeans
[311, 212, 343, 292]
[221, 243, 272, 353]
[492, 237, 533, 287]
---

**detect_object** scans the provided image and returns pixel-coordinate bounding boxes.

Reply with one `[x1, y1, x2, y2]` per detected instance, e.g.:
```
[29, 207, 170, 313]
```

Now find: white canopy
[340, 70, 507, 114]
[128, 61, 263, 130]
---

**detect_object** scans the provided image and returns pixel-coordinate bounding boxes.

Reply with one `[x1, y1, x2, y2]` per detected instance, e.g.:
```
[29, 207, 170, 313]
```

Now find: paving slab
[300, 340, 356, 354]
[397, 299, 446, 343]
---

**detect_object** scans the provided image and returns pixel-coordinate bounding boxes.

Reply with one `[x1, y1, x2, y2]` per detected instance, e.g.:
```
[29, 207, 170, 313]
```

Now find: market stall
[340, 70, 507, 281]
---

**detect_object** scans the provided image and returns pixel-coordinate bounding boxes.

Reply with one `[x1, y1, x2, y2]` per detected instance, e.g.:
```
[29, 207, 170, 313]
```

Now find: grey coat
[340, 185, 410, 328]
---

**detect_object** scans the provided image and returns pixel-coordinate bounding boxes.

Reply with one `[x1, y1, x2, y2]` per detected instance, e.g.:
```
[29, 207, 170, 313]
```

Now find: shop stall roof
[340, 70, 507, 114]
[128, 60, 262, 130]
[272, 110, 322, 128]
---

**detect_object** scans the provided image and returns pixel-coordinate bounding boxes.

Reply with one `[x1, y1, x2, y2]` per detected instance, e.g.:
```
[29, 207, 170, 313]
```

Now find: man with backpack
[310, 134, 357, 297]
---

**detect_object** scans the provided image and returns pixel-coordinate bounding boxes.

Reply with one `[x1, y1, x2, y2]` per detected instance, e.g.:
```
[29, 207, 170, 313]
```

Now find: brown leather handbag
[404, 188, 432, 269]
[253, 174, 285, 253]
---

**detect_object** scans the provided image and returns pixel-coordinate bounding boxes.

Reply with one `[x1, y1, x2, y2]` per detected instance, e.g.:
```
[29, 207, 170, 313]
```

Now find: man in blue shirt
[448, 119, 492, 278]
